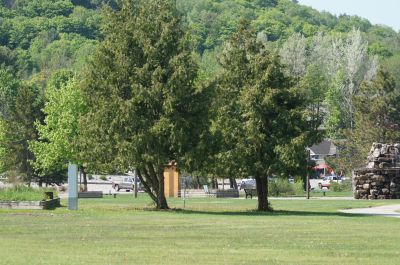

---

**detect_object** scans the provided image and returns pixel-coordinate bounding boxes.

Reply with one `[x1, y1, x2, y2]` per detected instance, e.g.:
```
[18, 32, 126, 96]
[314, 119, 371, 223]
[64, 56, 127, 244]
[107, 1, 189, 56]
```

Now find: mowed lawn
[0, 195, 399, 265]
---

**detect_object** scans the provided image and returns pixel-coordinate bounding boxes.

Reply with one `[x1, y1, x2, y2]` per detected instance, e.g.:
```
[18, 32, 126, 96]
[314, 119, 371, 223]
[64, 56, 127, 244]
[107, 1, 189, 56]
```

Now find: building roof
[308, 140, 336, 156]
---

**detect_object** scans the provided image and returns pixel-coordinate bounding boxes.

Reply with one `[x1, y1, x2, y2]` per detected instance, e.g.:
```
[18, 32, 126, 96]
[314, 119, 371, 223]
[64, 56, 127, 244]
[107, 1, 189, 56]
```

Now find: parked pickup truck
[318, 175, 342, 189]
[112, 176, 140, 192]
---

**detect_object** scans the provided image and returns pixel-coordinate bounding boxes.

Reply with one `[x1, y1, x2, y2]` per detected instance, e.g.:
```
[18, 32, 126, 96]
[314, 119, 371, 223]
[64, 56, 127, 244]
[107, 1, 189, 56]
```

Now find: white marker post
[68, 164, 78, 210]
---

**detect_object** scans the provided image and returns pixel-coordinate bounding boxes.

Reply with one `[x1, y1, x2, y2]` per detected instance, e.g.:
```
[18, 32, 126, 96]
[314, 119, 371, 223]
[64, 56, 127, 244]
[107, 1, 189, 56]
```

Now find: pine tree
[79, 0, 209, 209]
[215, 20, 320, 211]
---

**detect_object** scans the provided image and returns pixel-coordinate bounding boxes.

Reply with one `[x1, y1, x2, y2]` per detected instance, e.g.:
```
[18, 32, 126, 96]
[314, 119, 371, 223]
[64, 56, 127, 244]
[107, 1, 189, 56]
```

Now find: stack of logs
[353, 143, 400, 199]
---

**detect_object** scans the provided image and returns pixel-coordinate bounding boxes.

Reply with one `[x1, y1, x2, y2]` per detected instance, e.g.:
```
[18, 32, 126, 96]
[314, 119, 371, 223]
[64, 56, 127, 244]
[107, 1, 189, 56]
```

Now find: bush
[269, 179, 300, 197]
[100, 175, 107, 181]
[268, 179, 305, 197]
[330, 180, 351, 192]
[0, 186, 58, 201]
[292, 180, 305, 195]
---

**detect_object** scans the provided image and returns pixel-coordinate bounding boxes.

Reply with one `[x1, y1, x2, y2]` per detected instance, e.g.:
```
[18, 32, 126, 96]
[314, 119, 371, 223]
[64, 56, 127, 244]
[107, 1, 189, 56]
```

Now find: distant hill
[0, 0, 399, 82]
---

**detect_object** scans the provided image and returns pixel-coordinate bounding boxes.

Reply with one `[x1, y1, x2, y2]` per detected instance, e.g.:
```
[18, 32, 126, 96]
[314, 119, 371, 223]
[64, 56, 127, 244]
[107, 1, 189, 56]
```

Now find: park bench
[78, 191, 103, 198]
[244, 188, 257, 199]
[216, 189, 239, 198]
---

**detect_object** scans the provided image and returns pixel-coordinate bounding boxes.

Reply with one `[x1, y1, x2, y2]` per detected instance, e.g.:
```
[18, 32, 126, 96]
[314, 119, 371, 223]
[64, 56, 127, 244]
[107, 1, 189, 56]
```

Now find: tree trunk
[196, 176, 201, 189]
[137, 169, 158, 203]
[229, 177, 238, 189]
[81, 167, 88, 191]
[211, 177, 216, 189]
[255, 175, 271, 211]
[137, 166, 169, 210]
[156, 172, 169, 210]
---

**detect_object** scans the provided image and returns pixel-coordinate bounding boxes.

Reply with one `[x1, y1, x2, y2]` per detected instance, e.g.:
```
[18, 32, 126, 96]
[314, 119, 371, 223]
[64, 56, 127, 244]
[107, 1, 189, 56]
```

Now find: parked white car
[112, 176, 140, 192]
[317, 175, 342, 189]
[239, 179, 256, 190]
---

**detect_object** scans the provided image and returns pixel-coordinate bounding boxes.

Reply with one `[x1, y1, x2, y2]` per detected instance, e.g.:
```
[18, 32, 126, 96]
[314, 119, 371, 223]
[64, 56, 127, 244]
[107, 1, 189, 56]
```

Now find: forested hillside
[1, 0, 400, 191]
[1, 0, 400, 81]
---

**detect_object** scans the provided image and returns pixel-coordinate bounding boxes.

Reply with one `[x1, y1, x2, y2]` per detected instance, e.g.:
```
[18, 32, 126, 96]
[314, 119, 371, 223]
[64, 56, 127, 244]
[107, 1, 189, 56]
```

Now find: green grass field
[0, 194, 399, 265]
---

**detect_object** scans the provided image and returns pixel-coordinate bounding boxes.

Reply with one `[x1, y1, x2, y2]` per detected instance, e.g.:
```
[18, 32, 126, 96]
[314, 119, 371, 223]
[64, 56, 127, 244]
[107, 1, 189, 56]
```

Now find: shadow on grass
[171, 208, 369, 218]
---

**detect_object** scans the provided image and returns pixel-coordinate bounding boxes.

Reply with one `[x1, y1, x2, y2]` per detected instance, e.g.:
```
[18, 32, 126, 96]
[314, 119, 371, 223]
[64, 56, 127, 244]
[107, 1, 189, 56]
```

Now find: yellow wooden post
[163, 164, 180, 197]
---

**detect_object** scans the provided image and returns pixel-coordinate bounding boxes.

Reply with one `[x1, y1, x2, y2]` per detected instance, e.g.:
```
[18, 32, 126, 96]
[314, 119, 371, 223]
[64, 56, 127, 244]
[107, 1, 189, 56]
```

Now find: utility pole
[134, 169, 138, 198]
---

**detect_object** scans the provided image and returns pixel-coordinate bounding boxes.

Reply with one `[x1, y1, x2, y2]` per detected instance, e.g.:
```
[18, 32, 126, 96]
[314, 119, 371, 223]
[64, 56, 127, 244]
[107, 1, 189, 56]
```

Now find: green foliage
[0, 73, 43, 182]
[29, 33, 97, 72]
[30, 73, 86, 176]
[79, 0, 210, 209]
[0, 46, 18, 72]
[214, 20, 321, 211]
[1, 0, 400, 192]
[330, 180, 351, 192]
[325, 70, 347, 138]
[0, 185, 58, 201]
[268, 179, 302, 197]
[11, 0, 74, 18]
[0, 119, 6, 173]
[330, 67, 400, 172]
[383, 52, 400, 91]
[299, 64, 326, 130]
[0, 68, 19, 118]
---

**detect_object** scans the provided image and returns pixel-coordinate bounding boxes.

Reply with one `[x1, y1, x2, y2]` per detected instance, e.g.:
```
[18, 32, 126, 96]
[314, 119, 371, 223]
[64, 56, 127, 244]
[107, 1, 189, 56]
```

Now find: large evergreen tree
[215, 20, 320, 211]
[79, 0, 209, 209]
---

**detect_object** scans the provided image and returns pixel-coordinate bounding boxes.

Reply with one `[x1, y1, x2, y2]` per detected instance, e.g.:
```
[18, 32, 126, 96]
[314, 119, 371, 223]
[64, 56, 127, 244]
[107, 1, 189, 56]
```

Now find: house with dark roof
[307, 140, 337, 168]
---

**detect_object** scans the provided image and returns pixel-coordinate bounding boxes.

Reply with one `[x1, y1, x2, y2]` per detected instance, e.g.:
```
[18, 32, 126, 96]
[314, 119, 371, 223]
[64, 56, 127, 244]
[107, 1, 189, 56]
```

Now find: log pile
[353, 143, 400, 199]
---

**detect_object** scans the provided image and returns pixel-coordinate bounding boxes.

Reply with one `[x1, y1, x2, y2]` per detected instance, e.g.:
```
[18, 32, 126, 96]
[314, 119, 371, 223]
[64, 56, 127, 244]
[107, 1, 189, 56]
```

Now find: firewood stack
[353, 143, 400, 199]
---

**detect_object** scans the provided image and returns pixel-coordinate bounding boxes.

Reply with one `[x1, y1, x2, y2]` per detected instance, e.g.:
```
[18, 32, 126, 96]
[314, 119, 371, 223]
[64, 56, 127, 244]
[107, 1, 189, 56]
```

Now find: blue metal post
[68, 164, 78, 210]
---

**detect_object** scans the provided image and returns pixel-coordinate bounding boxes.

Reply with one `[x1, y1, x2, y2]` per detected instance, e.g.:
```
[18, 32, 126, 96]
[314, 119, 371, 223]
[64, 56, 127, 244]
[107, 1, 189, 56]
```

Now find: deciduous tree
[30, 71, 87, 188]
[331, 67, 400, 171]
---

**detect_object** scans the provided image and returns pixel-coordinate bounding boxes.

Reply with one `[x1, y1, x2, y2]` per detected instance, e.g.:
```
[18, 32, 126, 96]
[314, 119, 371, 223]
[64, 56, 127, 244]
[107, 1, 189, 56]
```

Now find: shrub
[100, 175, 107, 181]
[330, 180, 351, 192]
[268, 179, 305, 197]
[293, 180, 305, 195]
[269, 179, 294, 196]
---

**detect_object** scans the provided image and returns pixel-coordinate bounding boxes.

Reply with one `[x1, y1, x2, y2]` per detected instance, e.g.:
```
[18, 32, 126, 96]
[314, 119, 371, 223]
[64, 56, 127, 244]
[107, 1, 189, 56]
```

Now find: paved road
[340, 204, 400, 218]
